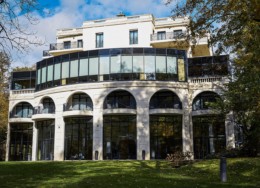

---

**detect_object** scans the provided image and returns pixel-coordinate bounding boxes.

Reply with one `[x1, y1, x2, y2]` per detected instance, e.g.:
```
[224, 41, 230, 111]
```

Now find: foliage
[12, 64, 36, 71]
[168, 0, 260, 156]
[0, 52, 10, 161]
[166, 151, 192, 167]
[0, 0, 43, 58]
[0, 159, 259, 187]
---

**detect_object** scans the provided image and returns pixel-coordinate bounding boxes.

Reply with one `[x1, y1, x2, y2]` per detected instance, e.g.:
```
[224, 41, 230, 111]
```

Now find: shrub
[166, 151, 192, 168]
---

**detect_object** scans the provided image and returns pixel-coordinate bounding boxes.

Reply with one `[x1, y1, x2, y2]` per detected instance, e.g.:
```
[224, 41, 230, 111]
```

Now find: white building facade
[6, 14, 234, 161]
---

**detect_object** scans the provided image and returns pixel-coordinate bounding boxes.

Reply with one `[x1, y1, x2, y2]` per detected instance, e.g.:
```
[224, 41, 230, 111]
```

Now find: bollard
[95, 150, 99, 160]
[142, 150, 145, 160]
[220, 157, 227, 182]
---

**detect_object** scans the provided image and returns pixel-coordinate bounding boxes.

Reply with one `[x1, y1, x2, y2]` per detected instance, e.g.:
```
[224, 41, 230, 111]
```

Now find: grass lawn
[0, 158, 259, 188]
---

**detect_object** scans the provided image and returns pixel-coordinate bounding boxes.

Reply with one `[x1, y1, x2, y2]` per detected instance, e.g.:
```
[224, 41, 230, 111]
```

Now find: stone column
[31, 121, 38, 161]
[182, 90, 193, 159]
[54, 98, 65, 161]
[92, 94, 103, 160]
[182, 108, 193, 154]
[136, 101, 150, 160]
[225, 112, 235, 149]
[54, 116, 65, 161]
[5, 123, 10, 161]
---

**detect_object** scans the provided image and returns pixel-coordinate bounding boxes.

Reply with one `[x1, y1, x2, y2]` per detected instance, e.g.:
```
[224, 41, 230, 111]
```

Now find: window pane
[111, 55, 121, 73]
[96, 33, 103, 48]
[62, 61, 69, 79]
[133, 56, 143, 72]
[156, 56, 166, 73]
[130, 30, 138, 44]
[47, 65, 53, 81]
[178, 58, 185, 81]
[70, 60, 78, 77]
[37, 69, 41, 84]
[41, 67, 46, 83]
[121, 56, 132, 73]
[167, 56, 177, 73]
[79, 58, 88, 76]
[144, 56, 155, 73]
[54, 63, 61, 80]
[89, 57, 99, 75]
[99, 56, 110, 75]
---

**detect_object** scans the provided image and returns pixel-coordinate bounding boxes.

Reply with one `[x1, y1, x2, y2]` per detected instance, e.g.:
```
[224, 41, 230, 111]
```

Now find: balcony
[48, 41, 83, 56]
[150, 31, 189, 48]
[57, 28, 83, 38]
[43, 50, 51, 58]
[62, 103, 93, 117]
[9, 112, 33, 123]
[31, 106, 55, 120]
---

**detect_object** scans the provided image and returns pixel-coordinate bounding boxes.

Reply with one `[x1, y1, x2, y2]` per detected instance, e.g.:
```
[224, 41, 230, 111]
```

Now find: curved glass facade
[36, 48, 187, 91]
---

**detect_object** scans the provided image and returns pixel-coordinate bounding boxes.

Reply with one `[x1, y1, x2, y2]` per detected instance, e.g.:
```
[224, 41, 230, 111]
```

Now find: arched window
[64, 93, 93, 111]
[149, 90, 182, 109]
[104, 90, 136, 109]
[11, 102, 33, 118]
[192, 91, 220, 111]
[40, 97, 55, 114]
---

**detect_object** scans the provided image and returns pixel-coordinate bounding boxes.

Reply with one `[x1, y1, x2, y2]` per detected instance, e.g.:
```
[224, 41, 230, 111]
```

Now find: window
[157, 31, 166, 40]
[63, 41, 71, 49]
[77, 40, 83, 48]
[96, 33, 103, 48]
[173, 30, 183, 38]
[130, 30, 138, 44]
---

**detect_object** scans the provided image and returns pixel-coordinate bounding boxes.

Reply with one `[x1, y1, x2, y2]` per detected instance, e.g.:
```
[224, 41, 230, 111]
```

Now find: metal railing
[63, 103, 93, 111]
[150, 32, 187, 41]
[10, 112, 33, 118]
[49, 41, 83, 51]
[33, 106, 55, 114]
[43, 50, 51, 57]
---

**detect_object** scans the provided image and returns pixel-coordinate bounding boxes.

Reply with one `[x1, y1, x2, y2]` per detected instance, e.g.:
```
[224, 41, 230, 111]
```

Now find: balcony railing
[150, 32, 187, 41]
[43, 50, 51, 57]
[10, 112, 33, 118]
[49, 41, 83, 51]
[33, 106, 55, 114]
[189, 77, 223, 83]
[63, 103, 93, 111]
[11, 89, 35, 95]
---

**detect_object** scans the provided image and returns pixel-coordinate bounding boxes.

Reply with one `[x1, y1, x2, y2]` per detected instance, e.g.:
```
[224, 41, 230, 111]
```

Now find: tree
[0, 52, 10, 160]
[167, 0, 260, 155]
[0, 0, 43, 58]
[12, 64, 36, 71]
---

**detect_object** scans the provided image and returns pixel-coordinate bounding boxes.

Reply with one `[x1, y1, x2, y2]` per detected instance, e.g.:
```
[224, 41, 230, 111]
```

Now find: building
[6, 14, 235, 161]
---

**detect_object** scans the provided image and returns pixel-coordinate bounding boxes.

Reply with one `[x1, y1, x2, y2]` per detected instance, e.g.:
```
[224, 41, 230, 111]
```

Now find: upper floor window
[173, 30, 183, 39]
[64, 41, 71, 49]
[77, 40, 83, 48]
[130, 30, 138, 44]
[96, 33, 103, 48]
[157, 31, 166, 40]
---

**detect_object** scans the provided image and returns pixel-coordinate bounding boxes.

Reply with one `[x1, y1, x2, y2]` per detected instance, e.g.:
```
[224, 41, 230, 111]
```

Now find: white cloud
[12, 0, 173, 67]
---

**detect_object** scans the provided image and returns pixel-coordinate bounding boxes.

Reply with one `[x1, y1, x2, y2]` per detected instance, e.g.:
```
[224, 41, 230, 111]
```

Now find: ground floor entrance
[9, 123, 32, 161]
[103, 115, 136, 159]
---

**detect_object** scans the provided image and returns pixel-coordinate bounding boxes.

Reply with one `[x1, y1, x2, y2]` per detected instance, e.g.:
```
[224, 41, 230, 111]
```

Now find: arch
[64, 91, 93, 111]
[41, 97, 56, 114]
[103, 89, 136, 109]
[192, 91, 221, 111]
[11, 102, 33, 118]
[149, 89, 182, 109]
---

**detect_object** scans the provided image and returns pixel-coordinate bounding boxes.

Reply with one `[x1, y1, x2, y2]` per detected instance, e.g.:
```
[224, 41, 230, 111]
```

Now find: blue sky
[13, 0, 175, 67]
